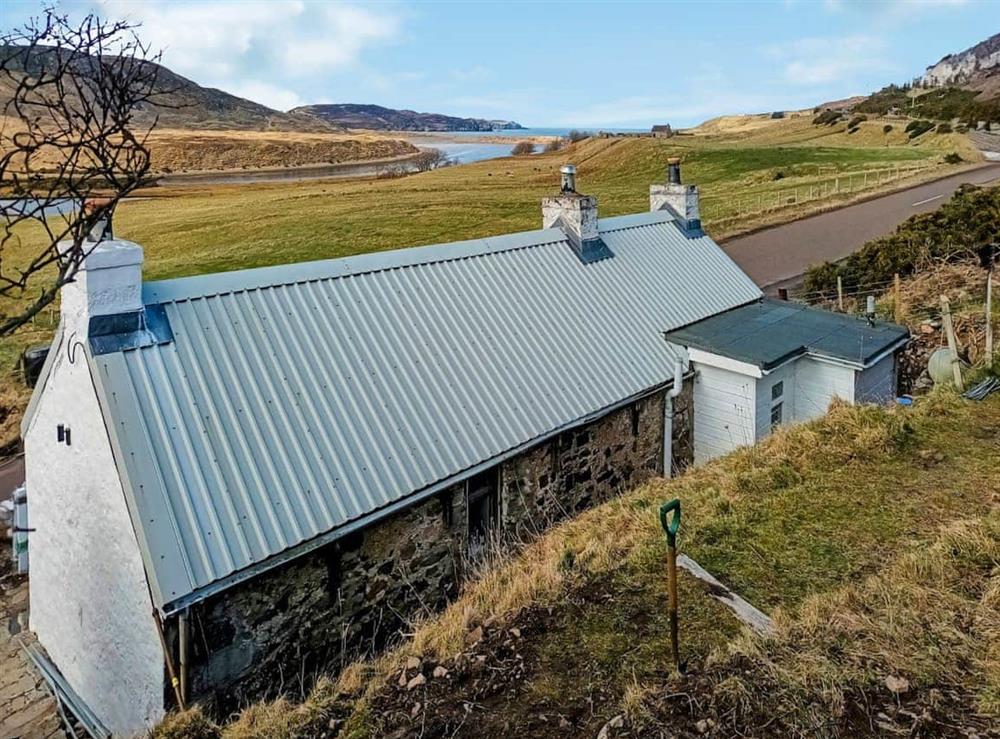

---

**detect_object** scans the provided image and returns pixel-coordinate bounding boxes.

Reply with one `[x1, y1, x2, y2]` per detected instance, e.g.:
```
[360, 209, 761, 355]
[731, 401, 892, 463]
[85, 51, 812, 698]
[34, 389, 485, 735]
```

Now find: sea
[404, 127, 646, 165]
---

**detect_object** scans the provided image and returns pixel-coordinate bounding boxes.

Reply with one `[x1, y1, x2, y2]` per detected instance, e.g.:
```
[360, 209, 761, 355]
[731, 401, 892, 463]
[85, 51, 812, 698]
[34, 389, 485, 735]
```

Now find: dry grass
[155, 389, 1000, 737]
[709, 511, 1000, 731]
[145, 129, 418, 173]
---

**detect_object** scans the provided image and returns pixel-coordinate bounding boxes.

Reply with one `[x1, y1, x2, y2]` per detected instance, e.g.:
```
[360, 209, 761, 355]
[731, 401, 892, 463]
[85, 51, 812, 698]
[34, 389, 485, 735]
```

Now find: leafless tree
[411, 147, 454, 172]
[0, 8, 163, 336]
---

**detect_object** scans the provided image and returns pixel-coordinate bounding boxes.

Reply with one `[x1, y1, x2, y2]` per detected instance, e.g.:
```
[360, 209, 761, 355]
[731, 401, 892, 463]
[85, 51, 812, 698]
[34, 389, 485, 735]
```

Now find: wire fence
[704, 162, 933, 227]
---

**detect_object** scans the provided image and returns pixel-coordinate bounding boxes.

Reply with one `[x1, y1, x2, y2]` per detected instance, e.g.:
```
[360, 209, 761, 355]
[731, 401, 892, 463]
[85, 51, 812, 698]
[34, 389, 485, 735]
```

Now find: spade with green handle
[659, 498, 682, 673]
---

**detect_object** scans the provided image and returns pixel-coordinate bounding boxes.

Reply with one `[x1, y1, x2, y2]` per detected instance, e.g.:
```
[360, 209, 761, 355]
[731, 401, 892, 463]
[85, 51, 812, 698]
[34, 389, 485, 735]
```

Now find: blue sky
[3, 0, 998, 127]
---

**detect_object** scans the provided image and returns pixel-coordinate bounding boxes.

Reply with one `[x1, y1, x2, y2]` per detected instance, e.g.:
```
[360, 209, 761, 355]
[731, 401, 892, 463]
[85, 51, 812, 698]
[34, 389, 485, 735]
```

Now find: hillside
[154, 389, 1000, 738]
[0, 120, 970, 452]
[291, 103, 524, 131]
[851, 33, 1000, 123]
[0, 44, 340, 132]
[921, 31, 1000, 100]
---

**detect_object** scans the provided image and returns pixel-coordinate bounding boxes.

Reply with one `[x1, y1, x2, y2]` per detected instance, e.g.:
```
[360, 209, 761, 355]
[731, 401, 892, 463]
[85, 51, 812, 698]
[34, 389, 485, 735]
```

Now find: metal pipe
[667, 157, 681, 185]
[178, 608, 190, 705]
[559, 164, 577, 193]
[152, 609, 186, 711]
[663, 359, 685, 477]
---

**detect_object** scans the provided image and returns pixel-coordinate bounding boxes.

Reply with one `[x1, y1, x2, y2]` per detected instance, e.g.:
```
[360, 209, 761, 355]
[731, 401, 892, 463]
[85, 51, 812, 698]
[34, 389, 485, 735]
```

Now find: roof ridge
[142, 211, 677, 305]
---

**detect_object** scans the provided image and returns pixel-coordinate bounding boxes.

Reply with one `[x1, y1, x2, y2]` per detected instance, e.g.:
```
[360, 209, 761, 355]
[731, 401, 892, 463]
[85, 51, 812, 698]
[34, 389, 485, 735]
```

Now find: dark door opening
[467, 467, 499, 557]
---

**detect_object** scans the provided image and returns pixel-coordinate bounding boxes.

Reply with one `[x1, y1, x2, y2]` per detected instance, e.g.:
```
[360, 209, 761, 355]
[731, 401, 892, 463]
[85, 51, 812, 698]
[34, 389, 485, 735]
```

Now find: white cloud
[768, 35, 897, 86]
[93, 0, 402, 109]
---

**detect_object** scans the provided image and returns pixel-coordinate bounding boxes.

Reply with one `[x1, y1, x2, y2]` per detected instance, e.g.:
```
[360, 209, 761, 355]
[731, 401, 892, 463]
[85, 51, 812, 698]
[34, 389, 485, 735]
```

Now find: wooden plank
[677, 554, 775, 636]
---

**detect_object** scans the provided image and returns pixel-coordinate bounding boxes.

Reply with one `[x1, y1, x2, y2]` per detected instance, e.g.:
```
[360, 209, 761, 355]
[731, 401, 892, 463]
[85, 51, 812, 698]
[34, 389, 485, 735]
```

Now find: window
[771, 381, 784, 401]
[770, 402, 783, 429]
[630, 403, 641, 436]
[467, 467, 499, 556]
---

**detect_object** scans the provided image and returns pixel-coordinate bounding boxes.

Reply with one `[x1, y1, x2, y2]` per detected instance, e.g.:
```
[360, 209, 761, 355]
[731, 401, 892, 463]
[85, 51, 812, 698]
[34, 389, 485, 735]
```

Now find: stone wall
[184, 482, 465, 714]
[180, 382, 693, 717]
[670, 377, 695, 476]
[500, 383, 693, 535]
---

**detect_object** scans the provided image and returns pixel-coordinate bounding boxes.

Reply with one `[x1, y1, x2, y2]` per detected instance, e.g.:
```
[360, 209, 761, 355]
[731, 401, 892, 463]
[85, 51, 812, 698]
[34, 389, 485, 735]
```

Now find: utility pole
[837, 276, 844, 312]
[940, 295, 964, 392]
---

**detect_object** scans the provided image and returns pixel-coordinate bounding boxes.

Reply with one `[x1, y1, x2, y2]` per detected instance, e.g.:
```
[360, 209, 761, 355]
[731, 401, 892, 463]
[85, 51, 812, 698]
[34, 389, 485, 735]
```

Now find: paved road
[0, 456, 23, 503]
[722, 162, 1000, 292]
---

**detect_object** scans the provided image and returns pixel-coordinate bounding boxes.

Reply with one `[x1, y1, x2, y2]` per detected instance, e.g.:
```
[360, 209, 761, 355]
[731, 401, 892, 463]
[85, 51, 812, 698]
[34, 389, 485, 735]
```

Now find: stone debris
[410, 702, 421, 717]
[510, 627, 521, 638]
[405, 656, 421, 671]
[885, 675, 910, 694]
[596, 713, 625, 738]
[432, 665, 448, 679]
[406, 673, 426, 691]
[466, 625, 484, 646]
[397, 670, 408, 688]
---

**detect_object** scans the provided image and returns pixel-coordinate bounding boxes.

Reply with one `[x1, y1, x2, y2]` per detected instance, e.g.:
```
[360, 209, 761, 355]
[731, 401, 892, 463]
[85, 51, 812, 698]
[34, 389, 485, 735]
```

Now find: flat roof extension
[663, 298, 910, 371]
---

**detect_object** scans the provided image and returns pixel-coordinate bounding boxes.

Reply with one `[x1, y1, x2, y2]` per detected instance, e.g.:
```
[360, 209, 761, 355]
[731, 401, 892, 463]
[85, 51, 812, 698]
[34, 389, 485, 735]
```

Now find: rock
[411, 702, 422, 717]
[397, 670, 408, 688]
[432, 665, 449, 679]
[406, 673, 427, 691]
[696, 719, 710, 734]
[596, 714, 625, 738]
[885, 675, 910, 694]
[466, 625, 484, 645]
[559, 717, 572, 729]
[406, 656, 422, 671]
[510, 627, 521, 638]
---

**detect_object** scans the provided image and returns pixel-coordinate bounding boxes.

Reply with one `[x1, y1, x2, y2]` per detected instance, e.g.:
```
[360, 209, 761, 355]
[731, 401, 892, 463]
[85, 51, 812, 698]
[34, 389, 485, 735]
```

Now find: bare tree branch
[0, 7, 164, 336]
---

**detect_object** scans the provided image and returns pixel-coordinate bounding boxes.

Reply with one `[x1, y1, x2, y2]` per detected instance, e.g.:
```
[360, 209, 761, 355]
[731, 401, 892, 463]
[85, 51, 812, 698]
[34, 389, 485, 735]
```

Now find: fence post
[893, 273, 902, 322]
[837, 276, 844, 312]
[940, 295, 965, 392]
[987, 268, 994, 362]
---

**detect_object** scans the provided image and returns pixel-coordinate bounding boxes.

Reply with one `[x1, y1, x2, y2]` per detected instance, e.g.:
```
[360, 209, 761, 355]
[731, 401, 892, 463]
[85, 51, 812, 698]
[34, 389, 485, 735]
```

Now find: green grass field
[0, 116, 976, 448]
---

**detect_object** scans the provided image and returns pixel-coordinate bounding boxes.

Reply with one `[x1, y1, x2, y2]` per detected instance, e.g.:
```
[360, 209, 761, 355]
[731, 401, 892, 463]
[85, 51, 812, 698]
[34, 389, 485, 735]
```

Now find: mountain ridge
[290, 103, 524, 132]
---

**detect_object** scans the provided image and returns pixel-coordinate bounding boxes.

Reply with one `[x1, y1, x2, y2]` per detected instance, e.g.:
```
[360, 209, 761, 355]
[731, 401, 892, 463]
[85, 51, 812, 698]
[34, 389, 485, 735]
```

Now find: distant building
[770, 111, 785, 119]
[651, 124, 673, 138]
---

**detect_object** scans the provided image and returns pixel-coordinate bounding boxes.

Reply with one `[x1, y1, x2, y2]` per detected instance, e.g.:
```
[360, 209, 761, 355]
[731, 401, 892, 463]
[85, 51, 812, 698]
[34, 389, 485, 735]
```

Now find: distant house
[21, 159, 908, 735]
[651, 123, 673, 138]
[770, 111, 785, 119]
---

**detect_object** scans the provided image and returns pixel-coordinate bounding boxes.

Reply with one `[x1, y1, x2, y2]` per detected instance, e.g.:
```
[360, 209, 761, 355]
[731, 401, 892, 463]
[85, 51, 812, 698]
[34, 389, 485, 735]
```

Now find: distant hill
[839, 33, 1000, 124]
[0, 45, 340, 133]
[291, 103, 524, 132]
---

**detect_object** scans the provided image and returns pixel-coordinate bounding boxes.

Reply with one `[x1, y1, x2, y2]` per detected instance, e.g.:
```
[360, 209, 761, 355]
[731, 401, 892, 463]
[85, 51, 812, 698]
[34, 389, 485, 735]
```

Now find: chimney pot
[82, 197, 114, 242]
[560, 164, 577, 193]
[650, 158, 701, 233]
[667, 157, 682, 185]
[542, 164, 610, 263]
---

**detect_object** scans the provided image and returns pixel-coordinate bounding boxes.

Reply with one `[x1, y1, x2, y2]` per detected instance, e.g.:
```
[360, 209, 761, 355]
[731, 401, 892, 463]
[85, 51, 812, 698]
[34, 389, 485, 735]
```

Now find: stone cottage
[19, 160, 906, 734]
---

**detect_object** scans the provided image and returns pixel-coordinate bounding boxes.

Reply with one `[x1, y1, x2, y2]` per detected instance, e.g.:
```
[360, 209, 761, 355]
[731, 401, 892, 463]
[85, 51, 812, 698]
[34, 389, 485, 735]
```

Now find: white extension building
[664, 298, 909, 463]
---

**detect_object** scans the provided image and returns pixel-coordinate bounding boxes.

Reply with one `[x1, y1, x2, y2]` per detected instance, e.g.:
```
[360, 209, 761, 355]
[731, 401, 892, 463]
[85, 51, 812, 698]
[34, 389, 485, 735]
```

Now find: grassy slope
[0, 117, 975, 450]
[156, 391, 1000, 739]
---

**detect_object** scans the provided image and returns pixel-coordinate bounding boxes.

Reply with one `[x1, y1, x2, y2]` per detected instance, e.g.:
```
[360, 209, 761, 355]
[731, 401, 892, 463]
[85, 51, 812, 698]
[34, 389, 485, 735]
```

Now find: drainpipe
[663, 358, 685, 478]
[178, 609, 190, 705]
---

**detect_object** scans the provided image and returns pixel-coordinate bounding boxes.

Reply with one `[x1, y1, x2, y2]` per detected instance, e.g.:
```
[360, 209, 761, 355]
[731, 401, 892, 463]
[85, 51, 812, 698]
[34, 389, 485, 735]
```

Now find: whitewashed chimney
[542, 164, 610, 262]
[59, 205, 143, 339]
[650, 157, 701, 232]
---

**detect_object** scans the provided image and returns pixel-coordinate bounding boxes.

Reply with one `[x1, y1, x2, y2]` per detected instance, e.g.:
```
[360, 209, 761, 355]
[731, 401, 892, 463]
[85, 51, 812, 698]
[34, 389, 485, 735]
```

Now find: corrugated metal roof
[663, 298, 910, 370]
[89, 210, 761, 611]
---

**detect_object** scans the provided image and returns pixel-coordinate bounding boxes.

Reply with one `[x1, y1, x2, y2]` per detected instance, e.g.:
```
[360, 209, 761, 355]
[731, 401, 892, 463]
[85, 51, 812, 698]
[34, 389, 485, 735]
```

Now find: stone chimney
[542, 164, 610, 263]
[59, 202, 144, 339]
[650, 157, 701, 233]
